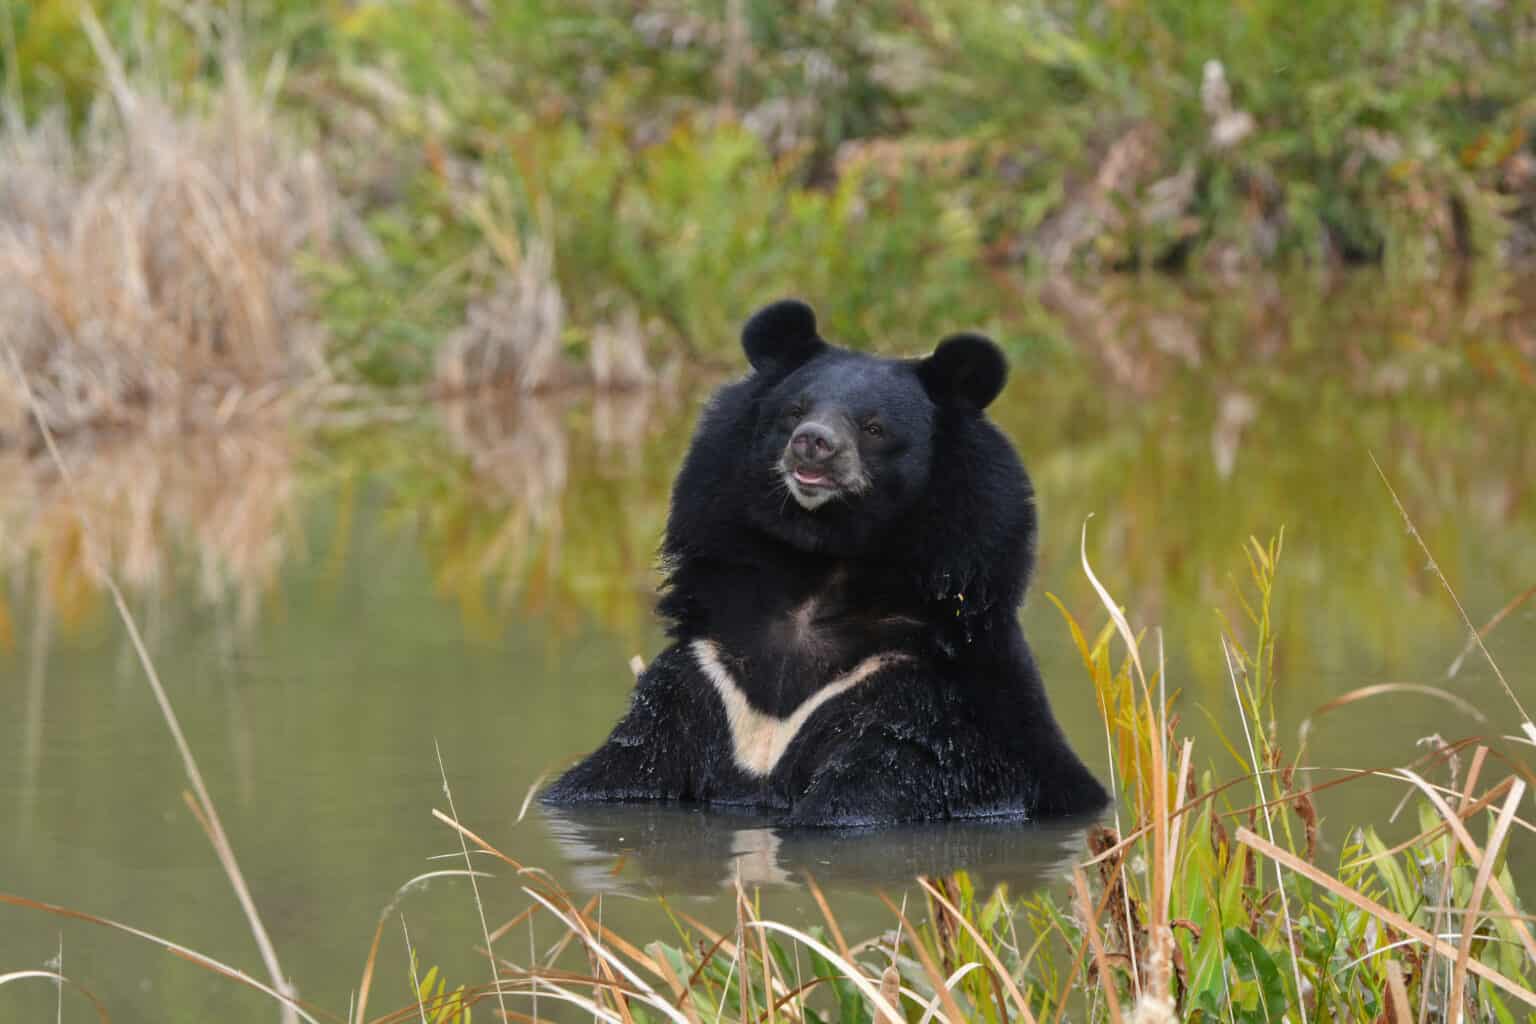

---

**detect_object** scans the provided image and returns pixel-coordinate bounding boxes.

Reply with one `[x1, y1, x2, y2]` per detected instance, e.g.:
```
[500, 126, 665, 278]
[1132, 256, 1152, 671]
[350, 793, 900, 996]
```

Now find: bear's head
[662, 298, 1036, 637]
[735, 299, 1009, 554]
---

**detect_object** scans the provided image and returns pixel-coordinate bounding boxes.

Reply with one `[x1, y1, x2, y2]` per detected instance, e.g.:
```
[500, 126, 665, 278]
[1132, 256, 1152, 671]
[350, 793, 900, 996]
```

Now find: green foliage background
[6, 0, 1536, 383]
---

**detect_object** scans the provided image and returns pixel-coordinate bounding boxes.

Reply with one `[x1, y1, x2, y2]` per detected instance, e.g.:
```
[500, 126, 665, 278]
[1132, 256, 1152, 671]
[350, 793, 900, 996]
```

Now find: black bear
[543, 299, 1108, 826]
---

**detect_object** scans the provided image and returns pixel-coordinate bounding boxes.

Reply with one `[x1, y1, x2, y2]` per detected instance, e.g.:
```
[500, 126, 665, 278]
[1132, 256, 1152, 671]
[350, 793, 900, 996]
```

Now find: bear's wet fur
[543, 299, 1110, 826]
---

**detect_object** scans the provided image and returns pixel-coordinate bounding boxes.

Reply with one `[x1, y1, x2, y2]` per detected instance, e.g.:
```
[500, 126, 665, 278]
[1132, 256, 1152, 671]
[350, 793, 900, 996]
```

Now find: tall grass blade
[433, 740, 511, 1024]
[915, 962, 985, 1024]
[0, 893, 329, 1023]
[1371, 453, 1530, 724]
[354, 914, 386, 1024]
[876, 890, 963, 1024]
[1385, 961, 1412, 1024]
[1448, 780, 1526, 1022]
[745, 920, 906, 1024]
[802, 873, 851, 963]
[917, 877, 1040, 1024]
[398, 915, 430, 1024]
[0, 970, 109, 1023]
[520, 888, 689, 1024]
[1446, 584, 1536, 679]
[1393, 771, 1536, 965]
[1079, 523, 1154, 1001]
[1222, 633, 1308, 1021]
[1070, 866, 1124, 1023]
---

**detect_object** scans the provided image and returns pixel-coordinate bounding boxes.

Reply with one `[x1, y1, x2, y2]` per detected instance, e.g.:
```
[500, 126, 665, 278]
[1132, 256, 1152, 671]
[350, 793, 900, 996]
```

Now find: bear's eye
[863, 421, 884, 438]
[786, 402, 807, 420]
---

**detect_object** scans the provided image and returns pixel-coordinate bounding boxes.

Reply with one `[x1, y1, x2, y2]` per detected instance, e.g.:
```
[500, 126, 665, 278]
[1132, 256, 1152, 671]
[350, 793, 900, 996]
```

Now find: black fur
[543, 300, 1109, 826]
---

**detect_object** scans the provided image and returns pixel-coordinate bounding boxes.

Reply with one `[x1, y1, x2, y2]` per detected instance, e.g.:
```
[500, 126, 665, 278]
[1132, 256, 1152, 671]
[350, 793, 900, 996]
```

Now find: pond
[3, 275, 1534, 1021]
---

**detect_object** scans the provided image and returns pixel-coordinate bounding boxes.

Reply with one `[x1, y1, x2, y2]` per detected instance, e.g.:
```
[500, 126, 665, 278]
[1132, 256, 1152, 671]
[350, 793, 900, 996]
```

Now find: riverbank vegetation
[3, 1, 1536, 401]
[0, 13, 344, 442]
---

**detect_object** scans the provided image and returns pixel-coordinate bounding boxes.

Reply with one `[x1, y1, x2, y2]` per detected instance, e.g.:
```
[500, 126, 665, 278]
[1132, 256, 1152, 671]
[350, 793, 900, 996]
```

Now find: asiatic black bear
[543, 299, 1108, 826]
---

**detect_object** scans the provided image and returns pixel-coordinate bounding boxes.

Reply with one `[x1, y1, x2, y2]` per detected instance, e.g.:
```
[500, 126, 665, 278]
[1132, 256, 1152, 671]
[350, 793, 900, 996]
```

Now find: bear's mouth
[783, 464, 840, 510]
[791, 467, 831, 487]
[779, 456, 866, 512]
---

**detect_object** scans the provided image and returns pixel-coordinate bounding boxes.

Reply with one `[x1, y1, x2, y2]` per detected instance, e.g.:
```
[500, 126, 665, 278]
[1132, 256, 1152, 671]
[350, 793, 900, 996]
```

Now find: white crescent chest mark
[690, 639, 903, 778]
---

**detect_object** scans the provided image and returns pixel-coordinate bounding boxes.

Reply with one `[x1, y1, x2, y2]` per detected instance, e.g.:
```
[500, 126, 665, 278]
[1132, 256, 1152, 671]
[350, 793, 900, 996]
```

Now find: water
[3, 276, 1534, 1020]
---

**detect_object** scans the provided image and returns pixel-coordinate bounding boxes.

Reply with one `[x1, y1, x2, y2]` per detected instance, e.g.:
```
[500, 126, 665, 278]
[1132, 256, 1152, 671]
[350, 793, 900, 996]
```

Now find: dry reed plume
[0, 36, 338, 445]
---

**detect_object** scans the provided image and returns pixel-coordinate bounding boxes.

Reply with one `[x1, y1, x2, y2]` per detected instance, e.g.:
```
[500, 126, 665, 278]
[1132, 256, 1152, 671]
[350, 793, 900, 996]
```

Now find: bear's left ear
[918, 332, 1008, 410]
[742, 299, 826, 375]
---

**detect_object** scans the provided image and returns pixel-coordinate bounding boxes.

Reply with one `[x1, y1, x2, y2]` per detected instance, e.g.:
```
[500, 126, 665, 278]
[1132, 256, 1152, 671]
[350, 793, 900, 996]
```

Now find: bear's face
[736, 299, 1008, 555]
[757, 354, 934, 514]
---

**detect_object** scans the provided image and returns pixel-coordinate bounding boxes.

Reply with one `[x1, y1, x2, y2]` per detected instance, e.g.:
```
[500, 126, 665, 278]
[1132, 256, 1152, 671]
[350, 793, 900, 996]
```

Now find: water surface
[3, 276, 1534, 1020]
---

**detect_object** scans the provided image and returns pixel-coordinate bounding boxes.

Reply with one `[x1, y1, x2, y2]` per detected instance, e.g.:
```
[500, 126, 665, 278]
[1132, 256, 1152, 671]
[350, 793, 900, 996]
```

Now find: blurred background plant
[6, 0, 1534, 393]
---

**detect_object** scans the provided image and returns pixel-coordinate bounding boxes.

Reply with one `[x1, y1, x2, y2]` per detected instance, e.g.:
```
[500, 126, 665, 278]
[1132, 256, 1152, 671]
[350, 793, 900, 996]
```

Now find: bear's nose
[790, 422, 841, 463]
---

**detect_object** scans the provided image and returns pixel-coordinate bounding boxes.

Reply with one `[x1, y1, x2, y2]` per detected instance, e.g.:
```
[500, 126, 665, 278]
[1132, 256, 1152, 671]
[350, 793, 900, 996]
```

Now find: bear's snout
[790, 422, 842, 463]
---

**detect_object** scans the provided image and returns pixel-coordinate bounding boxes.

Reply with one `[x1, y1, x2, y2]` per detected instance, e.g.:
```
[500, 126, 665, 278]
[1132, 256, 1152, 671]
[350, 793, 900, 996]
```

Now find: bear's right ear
[742, 299, 825, 375]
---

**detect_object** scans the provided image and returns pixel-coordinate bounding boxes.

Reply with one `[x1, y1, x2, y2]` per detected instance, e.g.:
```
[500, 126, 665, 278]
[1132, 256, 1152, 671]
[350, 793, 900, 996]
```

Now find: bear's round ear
[918, 332, 1008, 410]
[742, 299, 825, 375]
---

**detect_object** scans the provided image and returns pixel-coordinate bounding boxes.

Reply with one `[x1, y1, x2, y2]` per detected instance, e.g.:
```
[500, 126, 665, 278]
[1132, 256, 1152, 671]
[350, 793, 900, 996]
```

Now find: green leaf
[418, 964, 439, 1004]
[1225, 927, 1288, 1021]
[1362, 828, 1417, 914]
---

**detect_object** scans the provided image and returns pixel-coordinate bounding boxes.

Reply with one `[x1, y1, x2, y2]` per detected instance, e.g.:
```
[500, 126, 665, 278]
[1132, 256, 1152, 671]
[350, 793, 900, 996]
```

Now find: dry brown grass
[434, 240, 657, 397]
[0, 35, 338, 444]
[435, 240, 567, 396]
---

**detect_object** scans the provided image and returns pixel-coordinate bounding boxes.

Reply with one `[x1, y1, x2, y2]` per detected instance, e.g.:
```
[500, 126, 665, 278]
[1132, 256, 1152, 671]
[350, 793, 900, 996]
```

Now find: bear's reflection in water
[542, 805, 1096, 896]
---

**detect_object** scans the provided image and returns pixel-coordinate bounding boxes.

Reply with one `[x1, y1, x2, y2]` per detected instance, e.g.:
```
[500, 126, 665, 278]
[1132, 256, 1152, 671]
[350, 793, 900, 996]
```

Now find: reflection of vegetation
[6, 276, 1533, 684]
[304, 275, 1536, 707]
[0, 422, 299, 636]
[315, 389, 688, 645]
[1011, 273, 1536, 689]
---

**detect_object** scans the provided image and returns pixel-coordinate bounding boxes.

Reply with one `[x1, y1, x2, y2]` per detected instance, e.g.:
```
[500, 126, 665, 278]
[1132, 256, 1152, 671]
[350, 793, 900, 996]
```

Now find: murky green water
[3, 277, 1534, 1020]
